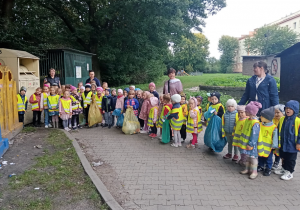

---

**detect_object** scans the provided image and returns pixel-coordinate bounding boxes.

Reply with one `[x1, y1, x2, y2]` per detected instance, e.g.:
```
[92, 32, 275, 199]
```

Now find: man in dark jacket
[102, 88, 114, 128]
[275, 100, 300, 180]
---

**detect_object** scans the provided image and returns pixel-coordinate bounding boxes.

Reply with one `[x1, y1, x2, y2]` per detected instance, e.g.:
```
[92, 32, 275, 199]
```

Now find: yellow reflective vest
[157, 105, 171, 128]
[70, 95, 82, 111]
[148, 107, 158, 127]
[237, 118, 260, 150]
[48, 95, 60, 112]
[232, 118, 248, 148]
[82, 91, 93, 108]
[61, 99, 71, 114]
[181, 104, 188, 125]
[257, 123, 277, 157]
[17, 94, 27, 112]
[42, 93, 48, 107]
[170, 106, 184, 131]
[31, 94, 39, 111]
[207, 103, 224, 124]
[221, 113, 239, 138]
[278, 116, 300, 148]
[186, 109, 202, 133]
[95, 94, 103, 109]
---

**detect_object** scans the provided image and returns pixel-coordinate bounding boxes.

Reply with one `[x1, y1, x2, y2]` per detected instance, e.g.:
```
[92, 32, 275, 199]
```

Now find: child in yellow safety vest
[257, 107, 279, 176]
[232, 105, 248, 166]
[70, 86, 83, 130]
[186, 97, 202, 149]
[59, 90, 72, 131]
[204, 93, 212, 126]
[40, 84, 51, 128]
[272, 104, 285, 170]
[239, 101, 262, 180]
[222, 99, 239, 161]
[17, 86, 28, 124]
[180, 93, 188, 143]
[47, 87, 60, 128]
[274, 100, 300, 181]
[148, 97, 159, 138]
[82, 83, 92, 126]
[95, 87, 104, 126]
[167, 94, 184, 148]
[29, 87, 42, 127]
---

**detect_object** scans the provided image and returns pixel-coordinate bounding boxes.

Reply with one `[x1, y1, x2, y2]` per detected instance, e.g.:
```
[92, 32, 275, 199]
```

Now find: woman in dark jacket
[238, 61, 279, 115]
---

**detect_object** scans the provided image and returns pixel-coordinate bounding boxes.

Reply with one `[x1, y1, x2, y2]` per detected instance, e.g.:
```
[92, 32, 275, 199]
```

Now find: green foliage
[244, 25, 299, 55]
[0, 0, 226, 85]
[184, 90, 235, 113]
[204, 57, 221, 73]
[218, 36, 239, 73]
[171, 33, 210, 73]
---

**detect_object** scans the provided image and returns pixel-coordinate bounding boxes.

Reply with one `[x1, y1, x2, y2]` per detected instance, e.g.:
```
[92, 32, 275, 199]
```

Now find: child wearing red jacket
[29, 87, 42, 127]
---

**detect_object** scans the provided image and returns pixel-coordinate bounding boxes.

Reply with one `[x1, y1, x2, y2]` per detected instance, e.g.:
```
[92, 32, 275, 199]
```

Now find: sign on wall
[76, 66, 82, 78]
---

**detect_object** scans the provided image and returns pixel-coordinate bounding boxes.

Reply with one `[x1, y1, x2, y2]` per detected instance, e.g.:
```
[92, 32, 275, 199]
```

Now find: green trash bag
[161, 119, 170, 144]
[79, 113, 85, 125]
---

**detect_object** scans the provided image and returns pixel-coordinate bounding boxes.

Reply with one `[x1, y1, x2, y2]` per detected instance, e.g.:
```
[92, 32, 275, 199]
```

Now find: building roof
[47, 48, 96, 56]
[242, 54, 277, 58]
[268, 10, 300, 26]
[276, 42, 300, 57]
[0, 48, 39, 59]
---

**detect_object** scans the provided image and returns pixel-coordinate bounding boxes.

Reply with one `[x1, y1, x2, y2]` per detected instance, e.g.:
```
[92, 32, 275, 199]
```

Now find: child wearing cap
[167, 94, 184, 147]
[239, 101, 262, 180]
[29, 87, 42, 127]
[274, 100, 300, 180]
[272, 104, 285, 170]
[232, 105, 248, 166]
[41, 84, 51, 128]
[149, 82, 159, 100]
[70, 86, 83, 130]
[17, 86, 28, 124]
[222, 99, 239, 161]
[257, 107, 278, 176]
[82, 83, 93, 126]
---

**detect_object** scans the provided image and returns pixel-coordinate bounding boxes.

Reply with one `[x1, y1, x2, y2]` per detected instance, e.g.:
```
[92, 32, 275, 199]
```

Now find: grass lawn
[179, 73, 245, 89]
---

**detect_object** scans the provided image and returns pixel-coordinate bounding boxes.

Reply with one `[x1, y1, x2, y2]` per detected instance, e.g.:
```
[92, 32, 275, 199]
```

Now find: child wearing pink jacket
[139, 91, 151, 133]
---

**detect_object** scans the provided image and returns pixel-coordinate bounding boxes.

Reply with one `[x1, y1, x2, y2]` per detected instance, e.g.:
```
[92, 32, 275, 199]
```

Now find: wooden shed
[276, 42, 300, 102]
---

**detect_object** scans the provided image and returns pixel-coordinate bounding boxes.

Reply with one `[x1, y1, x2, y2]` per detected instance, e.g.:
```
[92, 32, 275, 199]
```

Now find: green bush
[184, 90, 237, 113]
[204, 76, 280, 90]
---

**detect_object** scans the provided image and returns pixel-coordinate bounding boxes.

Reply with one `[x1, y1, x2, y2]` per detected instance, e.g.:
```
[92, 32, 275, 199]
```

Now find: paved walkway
[74, 127, 300, 210]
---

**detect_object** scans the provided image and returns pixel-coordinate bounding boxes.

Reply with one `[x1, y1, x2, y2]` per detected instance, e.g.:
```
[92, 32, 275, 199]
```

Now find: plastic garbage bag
[161, 113, 170, 144]
[79, 113, 86, 125]
[88, 94, 102, 127]
[204, 107, 227, 152]
[122, 108, 140, 134]
[112, 109, 124, 127]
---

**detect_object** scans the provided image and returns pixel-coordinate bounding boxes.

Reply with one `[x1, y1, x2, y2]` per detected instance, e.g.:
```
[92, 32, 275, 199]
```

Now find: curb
[64, 130, 124, 210]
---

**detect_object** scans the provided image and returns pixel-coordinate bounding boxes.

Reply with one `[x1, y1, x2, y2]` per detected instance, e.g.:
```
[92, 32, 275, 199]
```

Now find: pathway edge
[64, 130, 124, 210]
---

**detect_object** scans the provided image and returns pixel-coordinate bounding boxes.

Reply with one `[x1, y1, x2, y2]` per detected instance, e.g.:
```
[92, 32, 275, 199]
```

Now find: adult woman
[44, 68, 61, 88]
[163, 68, 183, 96]
[238, 61, 279, 115]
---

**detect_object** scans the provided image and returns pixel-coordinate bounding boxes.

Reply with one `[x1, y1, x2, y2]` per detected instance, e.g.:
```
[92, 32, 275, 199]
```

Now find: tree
[244, 25, 299, 55]
[0, 0, 226, 84]
[205, 57, 220, 73]
[172, 33, 210, 73]
[218, 35, 239, 73]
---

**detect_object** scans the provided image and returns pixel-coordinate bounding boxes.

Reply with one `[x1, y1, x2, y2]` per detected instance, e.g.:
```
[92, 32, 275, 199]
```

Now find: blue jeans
[258, 150, 273, 169]
[44, 109, 49, 126]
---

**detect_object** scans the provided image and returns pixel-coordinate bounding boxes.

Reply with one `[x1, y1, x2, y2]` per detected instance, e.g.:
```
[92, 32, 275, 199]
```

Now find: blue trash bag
[204, 107, 227, 152]
[112, 109, 124, 127]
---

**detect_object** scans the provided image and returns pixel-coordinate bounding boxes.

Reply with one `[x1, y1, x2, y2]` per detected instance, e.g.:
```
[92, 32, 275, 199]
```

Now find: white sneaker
[140, 130, 148, 134]
[45, 125, 49, 128]
[171, 143, 178, 148]
[274, 168, 286, 175]
[64, 127, 70, 132]
[281, 171, 293, 180]
[159, 136, 162, 140]
[178, 143, 182, 147]
[68, 124, 72, 128]
[48, 124, 53, 128]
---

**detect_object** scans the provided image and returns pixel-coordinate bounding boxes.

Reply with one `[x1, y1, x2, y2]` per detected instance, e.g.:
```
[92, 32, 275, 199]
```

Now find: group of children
[16, 80, 300, 181]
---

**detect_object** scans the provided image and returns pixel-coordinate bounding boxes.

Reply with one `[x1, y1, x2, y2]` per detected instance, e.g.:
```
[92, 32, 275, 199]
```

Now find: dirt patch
[0, 128, 108, 210]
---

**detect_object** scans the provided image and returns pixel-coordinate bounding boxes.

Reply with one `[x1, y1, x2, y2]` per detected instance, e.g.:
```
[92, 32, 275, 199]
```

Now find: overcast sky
[202, 0, 300, 58]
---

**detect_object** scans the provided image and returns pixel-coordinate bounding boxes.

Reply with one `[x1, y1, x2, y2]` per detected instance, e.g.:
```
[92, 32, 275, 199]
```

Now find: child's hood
[150, 97, 158, 107]
[286, 100, 299, 117]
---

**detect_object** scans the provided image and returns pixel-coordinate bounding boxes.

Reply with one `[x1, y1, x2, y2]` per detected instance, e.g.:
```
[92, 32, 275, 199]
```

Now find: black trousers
[33, 111, 41, 126]
[138, 117, 144, 128]
[180, 124, 187, 140]
[84, 106, 90, 125]
[18, 113, 24, 123]
[280, 150, 298, 173]
[72, 115, 79, 127]
[150, 124, 157, 135]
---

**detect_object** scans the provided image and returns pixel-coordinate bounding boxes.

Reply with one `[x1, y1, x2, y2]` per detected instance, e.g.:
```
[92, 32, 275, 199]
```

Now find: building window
[294, 22, 296, 29]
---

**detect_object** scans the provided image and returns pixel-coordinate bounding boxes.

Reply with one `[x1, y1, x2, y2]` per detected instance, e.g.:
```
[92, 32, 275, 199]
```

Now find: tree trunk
[1, 0, 15, 29]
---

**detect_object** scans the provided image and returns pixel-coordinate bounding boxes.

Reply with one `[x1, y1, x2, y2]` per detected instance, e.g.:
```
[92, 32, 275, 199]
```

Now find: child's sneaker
[149, 133, 154, 137]
[48, 124, 53, 128]
[223, 153, 232, 159]
[171, 143, 178, 148]
[178, 143, 182, 147]
[45, 125, 49, 128]
[78, 125, 82, 129]
[186, 144, 195, 149]
[232, 155, 239, 161]
[263, 168, 272, 176]
[181, 139, 185, 143]
[152, 134, 157, 138]
[257, 166, 264, 172]
[272, 162, 279, 170]
[69, 124, 72, 128]
[64, 127, 70, 132]
[140, 130, 147, 134]
[158, 136, 162, 140]
[281, 171, 293, 180]
[274, 168, 286, 175]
